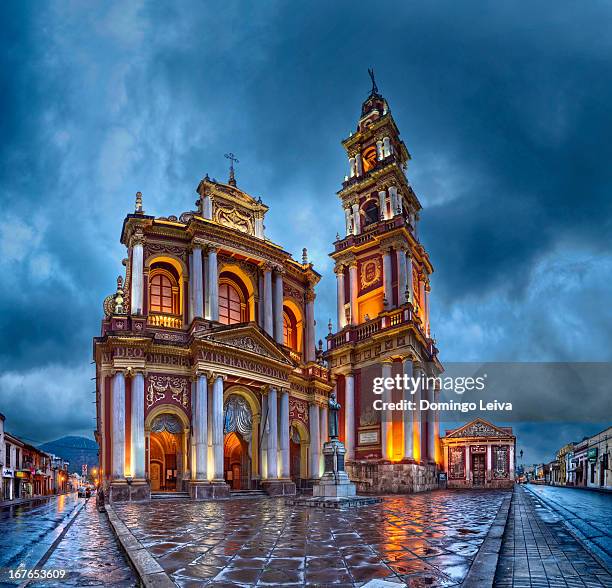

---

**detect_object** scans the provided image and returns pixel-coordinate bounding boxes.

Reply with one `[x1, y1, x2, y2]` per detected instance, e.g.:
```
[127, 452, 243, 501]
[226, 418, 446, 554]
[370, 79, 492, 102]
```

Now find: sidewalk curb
[524, 485, 612, 574]
[104, 503, 175, 588]
[460, 489, 512, 588]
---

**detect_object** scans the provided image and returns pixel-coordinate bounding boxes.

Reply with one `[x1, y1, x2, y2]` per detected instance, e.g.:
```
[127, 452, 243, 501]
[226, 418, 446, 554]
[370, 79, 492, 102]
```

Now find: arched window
[283, 308, 298, 350]
[363, 200, 380, 226]
[149, 270, 179, 315]
[219, 281, 243, 325]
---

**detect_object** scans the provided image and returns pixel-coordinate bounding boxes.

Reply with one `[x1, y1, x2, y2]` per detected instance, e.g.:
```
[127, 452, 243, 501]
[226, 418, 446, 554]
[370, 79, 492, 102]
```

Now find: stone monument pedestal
[313, 439, 356, 498]
[290, 438, 381, 509]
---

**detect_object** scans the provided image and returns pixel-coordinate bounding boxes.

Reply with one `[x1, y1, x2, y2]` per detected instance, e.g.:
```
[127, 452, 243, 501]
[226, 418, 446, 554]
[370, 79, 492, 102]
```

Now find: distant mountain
[39, 436, 99, 475]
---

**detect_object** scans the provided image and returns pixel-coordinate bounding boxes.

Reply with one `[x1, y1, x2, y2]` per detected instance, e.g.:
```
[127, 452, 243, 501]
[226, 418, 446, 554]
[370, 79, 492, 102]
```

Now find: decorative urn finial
[302, 248, 308, 264]
[135, 191, 144, 214]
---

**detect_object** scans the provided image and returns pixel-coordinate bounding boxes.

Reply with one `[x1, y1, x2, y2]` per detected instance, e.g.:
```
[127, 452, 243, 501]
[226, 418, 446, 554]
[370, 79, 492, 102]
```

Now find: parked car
[77, 486, 90, 498]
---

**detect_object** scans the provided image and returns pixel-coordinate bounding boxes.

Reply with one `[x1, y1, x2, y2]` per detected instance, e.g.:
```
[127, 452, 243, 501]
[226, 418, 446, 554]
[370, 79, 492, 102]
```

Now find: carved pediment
[201, 325, 293, 365]
[446, 418, 512, 439]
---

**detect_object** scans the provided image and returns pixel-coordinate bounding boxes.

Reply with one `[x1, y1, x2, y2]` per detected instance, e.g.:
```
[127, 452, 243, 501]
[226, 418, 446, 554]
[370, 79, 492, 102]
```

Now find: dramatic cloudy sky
[1, 1, 611, 464]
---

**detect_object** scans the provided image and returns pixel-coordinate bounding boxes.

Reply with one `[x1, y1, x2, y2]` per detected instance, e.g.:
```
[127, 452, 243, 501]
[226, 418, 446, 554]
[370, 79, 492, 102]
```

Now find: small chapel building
[441, 418, 516, 489]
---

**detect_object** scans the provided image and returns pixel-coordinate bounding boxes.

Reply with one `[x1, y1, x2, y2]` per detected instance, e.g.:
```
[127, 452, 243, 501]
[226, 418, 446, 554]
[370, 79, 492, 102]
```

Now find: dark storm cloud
[0, 1, 610, 448]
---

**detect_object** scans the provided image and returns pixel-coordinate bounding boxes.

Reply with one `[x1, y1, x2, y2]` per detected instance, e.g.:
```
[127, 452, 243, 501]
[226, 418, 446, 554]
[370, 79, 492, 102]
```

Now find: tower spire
[225, 152, 239, 187]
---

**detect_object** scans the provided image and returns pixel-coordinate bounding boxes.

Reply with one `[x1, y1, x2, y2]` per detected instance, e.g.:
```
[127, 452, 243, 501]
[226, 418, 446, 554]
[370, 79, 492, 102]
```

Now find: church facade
[94, 172, 332, 502]
[323, 76, 443, 493]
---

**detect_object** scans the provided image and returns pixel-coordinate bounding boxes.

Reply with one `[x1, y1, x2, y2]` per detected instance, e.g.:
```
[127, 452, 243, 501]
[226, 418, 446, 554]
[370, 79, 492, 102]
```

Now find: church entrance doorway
[224, 432, 250, 490]
[223, 394, 254, 490]
[148, 413, 185, 492]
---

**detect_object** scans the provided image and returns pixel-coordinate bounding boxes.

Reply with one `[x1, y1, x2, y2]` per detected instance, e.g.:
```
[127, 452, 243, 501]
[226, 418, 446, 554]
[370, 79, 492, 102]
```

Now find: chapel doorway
[148, 413, 185, 492]
[472, 453, 485, 487]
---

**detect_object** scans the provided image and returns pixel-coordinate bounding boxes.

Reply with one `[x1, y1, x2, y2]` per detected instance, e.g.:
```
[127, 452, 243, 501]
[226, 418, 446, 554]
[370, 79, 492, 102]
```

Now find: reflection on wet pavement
[0, 493, 82, 575]
[30, 498, 137, 587]
[114, 489, 509, 586]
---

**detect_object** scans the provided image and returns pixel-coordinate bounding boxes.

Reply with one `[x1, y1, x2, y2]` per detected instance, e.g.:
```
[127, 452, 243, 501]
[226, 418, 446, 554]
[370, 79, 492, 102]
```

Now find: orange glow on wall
[358, 291, 383, 323]
[413, 426, 421, 462]
[392, 421, 403, 461]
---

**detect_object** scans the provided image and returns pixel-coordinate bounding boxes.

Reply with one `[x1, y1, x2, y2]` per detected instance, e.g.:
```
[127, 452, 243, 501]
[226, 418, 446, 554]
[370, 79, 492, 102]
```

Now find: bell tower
[324, 72, 442, 493]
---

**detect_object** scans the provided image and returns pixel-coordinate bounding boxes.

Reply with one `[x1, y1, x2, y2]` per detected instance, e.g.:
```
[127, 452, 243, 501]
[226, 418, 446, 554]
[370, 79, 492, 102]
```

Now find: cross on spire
[225, 152, 239, 186]
[368, 67, 379, 96]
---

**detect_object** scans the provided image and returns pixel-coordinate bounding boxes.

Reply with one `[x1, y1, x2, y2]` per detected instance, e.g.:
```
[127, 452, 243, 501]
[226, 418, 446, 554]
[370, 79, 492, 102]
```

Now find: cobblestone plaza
[1, 486, 610, 587]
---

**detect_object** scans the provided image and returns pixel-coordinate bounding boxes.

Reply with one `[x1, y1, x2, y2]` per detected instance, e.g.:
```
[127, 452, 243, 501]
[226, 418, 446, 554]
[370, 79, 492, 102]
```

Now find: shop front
[2, 468, 14, 500]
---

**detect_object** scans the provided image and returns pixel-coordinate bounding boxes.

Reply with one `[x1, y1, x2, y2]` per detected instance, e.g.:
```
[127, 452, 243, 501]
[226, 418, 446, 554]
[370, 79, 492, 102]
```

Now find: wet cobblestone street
[0, 496, 136, 587]
[495, 486, 612, 588]
[114, 489, 509, 587]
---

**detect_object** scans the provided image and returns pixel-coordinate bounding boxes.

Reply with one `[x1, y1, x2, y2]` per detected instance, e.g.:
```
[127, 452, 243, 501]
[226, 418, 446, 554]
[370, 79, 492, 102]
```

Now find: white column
[355, 154, 363, 176]
[352, 202, 361, 235]
[389, 186, 398, 216]
[192, 246, 204, 318]
[111, 371, 125, 479]
[349, 157, 356, 178]
[305, 292, 316, 362]
[509, 445, 515, 477]
[382, 249, 392, 308]
[427, 377, 436, 462]
[211, 375, 224, 480]
[131, 372, 145, 479]
[413, 363, 423, 462]
[402, 358, 414, 461]
[258, 272, 264, 328]
[280, 390, 290, 478]
[335, 266, 346, 329]
[348, 263, 358, 324]
[273, 268, 284, 344]
[465, 446, 471, 483]
[376, 140, 383, 161]
[188, 252, 194, 324]
[309, 403, 320, 478]
[383, 136, 391, 157]
[254, 215, 264, 239]
[130, 239, 144, 315]
[424, 284, 430, 337]
[397, 247, 407, 306]
[487, 444, 492, 479]
[381, 361, 393, 460]
[344, 207, 352, 236]
[194, 374, 208, 480]
[378, 190, 387, 221]
[202, 195, 213, 219]
[319, 404, 328, 477]
[260, 394, 268, 479]
[207, 247, 219, 321]
[433, 385, 440, 465]
[320, 404, 328, 446]
[263, 266, 273, 337]
[267, 388, 278, 478]
[406, 252, 413, 305]
[344, 374, 355, 460]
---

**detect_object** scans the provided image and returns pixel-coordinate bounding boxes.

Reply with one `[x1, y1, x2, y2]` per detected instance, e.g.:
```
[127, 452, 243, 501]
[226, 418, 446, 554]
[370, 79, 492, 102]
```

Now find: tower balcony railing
[148, 312, 183, 329]
[326, 306, 437, 358]
[334, 216, 406, 252]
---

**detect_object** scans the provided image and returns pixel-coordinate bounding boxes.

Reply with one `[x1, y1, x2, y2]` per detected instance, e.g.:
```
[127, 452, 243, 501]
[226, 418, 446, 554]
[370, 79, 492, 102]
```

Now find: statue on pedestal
[328, 391, 341, 439]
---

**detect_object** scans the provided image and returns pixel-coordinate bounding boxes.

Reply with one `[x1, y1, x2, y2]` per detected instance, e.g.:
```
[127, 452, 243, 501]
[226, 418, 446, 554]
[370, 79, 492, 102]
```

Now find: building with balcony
[94, 168, 332, 502]
[323, 73, 442, 494]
